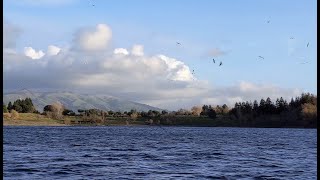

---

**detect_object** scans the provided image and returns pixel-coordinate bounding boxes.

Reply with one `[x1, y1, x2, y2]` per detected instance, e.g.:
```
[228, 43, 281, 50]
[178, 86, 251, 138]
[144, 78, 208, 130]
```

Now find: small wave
[71, 144, 84, 147]
[52, 157, 66, 161]
[82, 154, 93, 158]
[127, 148, 139, 151]
[63, 163, 93, 169]
[133, 172, 147, 176]
[10, 168, 41, 173]
[53, 170, 71, 175]
[259, 164, 282, 168]
[104, 157, 120, 161]
[253, 175, 277, 180]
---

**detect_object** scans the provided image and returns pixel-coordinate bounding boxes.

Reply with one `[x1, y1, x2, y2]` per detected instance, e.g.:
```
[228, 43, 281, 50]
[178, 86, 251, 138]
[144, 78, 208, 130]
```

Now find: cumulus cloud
[73, 24, 112, 52]
[4, 21, 198, 109]
[113, 48, 129, 55]
[131, 45, 144, 56]
[24, 47, 45, 59]
[3, 22, 304, 110]
[47, 45, 61, 56]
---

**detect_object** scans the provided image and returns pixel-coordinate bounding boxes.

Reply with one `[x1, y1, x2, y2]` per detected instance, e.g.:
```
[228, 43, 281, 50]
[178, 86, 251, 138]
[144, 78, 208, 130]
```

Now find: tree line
[228, 93, 317, 128]
[3, 98, 38, 113]
[3, 93, 317, 128]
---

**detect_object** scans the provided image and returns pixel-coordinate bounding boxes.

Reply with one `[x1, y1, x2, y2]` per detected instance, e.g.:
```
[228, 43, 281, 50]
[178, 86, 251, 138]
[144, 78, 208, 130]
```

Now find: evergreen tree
[253, 100, 259, 112]
[265, 97, 275, 114]
[259, 98, 266, 114]
[7, 102, 13, 110]
[207, 108, 217, 119]
[234, 102, 240, 109]
[13, 100, 23, 112]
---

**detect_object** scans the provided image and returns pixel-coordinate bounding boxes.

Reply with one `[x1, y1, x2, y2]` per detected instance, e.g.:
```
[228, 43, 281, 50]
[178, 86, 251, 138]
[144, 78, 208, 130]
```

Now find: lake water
[3, 126, 317, 179]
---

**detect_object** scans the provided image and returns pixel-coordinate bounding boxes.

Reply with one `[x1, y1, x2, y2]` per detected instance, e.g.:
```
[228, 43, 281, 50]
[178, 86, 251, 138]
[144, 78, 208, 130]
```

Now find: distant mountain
[3, 89, 163, 112]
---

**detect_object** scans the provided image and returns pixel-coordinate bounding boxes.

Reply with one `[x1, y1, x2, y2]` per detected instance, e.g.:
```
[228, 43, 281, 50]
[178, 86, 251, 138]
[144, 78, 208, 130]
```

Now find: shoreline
[3, 123, 316, 129]
[3, 113, 316, 129]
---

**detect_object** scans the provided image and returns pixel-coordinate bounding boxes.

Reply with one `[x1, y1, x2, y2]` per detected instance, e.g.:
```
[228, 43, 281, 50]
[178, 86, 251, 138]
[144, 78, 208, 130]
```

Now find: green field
[3, 113, 66, 126]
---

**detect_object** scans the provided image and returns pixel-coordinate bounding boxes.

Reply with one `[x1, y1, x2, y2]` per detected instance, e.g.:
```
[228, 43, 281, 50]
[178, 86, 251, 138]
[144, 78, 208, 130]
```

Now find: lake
[3, 126, 317, 179]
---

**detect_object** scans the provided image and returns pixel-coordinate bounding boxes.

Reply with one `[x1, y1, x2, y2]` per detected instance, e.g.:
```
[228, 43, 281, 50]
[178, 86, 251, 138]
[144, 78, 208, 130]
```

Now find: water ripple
[4, 126, 317, 179]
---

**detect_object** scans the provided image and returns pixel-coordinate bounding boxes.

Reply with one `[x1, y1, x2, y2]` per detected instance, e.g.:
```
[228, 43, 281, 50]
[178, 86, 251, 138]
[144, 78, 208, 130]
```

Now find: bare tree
[301, 103, 317, 119]
[191, 106, 202, 116]
[46, 101, 65, 120]
[130, 112, 138, 120]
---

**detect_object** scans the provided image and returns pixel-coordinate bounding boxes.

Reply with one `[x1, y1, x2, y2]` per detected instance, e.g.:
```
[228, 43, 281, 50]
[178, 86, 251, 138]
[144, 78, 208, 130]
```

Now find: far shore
[3, 113, 316, 128]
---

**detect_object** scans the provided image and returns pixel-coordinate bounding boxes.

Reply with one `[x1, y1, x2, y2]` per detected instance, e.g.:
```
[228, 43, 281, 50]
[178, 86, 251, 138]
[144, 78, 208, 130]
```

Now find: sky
[3, 0, 317, 110]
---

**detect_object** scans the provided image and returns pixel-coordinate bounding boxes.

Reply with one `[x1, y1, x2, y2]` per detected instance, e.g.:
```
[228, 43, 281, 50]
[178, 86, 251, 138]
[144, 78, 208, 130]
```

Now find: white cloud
[198, 81, 302, 108]
[24, 47, 45, 59]
[3, 23, 305, 110]
[131, 45, 144, 56]
[47, 45, 61, 56]
[113, 48, 129, 55]
[140, 81, 302, 110]
[74, 24, 112, 52]
[158, 55, 193, 81]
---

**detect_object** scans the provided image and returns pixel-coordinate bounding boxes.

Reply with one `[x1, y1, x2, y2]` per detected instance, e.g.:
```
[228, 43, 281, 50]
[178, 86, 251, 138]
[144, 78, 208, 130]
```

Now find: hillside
[3, 89, 163, 112]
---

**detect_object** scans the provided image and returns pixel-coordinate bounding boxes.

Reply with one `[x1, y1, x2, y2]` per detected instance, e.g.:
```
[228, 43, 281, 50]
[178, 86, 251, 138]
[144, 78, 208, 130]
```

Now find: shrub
[10, 109, 19, 120]
[3, 105, 8, 113]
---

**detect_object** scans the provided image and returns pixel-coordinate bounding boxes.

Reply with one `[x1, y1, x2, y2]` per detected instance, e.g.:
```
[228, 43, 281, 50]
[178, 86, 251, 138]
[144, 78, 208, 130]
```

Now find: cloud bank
[3, 22, 303, 110]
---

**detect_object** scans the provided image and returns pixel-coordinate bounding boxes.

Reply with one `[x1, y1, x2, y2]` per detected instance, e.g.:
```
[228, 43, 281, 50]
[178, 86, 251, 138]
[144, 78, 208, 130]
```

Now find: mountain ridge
[3, 89, 163, 112]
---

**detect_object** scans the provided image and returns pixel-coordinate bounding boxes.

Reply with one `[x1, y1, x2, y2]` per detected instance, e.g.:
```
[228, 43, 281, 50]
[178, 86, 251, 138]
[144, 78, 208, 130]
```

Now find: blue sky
[3, 0, 317, 109]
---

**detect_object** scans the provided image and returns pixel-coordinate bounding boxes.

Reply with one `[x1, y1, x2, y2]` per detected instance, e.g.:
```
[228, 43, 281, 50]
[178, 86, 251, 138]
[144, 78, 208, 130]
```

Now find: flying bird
[258, 56, 264, 60]
[290, 37, 294, 39]
[90, 0, 95, 6]
[212, 58, 215, 63]
[307, 42, 309, 47]
[219, 62, 222, 66]
[176, 42, 181, 45]
[267, 20, 270, 23]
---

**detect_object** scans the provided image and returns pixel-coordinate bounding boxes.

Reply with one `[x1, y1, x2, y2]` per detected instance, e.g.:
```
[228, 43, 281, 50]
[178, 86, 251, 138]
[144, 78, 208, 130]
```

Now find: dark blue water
[3, 126, 317, 179]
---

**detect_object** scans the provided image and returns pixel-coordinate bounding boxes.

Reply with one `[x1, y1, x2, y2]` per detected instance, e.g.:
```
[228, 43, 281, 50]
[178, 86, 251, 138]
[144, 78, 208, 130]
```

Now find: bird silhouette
[176, 42, 181, 45]
[219, 62, 222, 66]
[290, 37, 294, 39]
[258, 56, 264, 60]
[212, 58, 215, 63]
[307, 42, 309, 47]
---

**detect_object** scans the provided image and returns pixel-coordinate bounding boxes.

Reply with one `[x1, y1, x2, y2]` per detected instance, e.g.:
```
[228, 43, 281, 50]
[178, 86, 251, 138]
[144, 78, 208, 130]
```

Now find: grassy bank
[3, 113, 66, 126]
[3, 113, 316, 128]
[2, 113, 148, 126]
